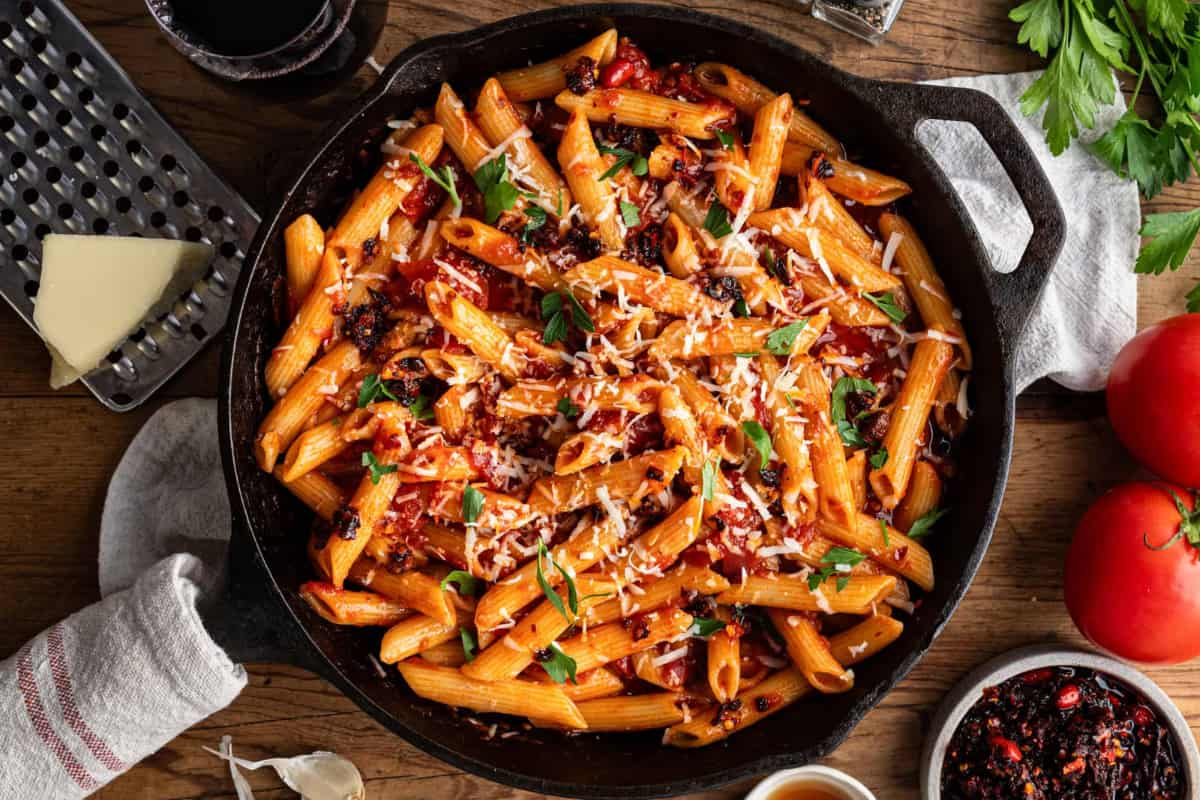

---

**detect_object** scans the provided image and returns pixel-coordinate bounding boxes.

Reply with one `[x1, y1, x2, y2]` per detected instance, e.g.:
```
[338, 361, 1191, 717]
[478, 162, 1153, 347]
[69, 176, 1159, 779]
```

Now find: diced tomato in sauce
[821, 321, 905, 389]
[600, 40, 657, 92]
[467, 439, 508, 491]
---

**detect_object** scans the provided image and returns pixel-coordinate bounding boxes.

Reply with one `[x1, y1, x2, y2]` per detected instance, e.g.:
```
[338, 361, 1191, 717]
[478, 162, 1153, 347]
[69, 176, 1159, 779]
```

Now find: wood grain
[0, 0, 1193, 798]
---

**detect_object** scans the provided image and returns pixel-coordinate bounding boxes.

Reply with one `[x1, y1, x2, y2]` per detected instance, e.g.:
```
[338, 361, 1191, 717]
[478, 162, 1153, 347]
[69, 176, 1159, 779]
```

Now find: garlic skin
[206, 736, 366, 800]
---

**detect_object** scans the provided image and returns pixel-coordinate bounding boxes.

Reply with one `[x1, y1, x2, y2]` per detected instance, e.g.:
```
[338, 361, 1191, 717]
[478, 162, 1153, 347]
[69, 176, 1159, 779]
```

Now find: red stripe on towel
[16, 642, 100, 791]
[47, 624, 130, 773]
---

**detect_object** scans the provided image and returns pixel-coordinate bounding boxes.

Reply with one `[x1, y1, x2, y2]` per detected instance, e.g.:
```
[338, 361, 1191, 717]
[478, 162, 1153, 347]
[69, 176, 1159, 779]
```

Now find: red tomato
[1107, 314, 1200, 486]
[1064, 481, 1200, 664]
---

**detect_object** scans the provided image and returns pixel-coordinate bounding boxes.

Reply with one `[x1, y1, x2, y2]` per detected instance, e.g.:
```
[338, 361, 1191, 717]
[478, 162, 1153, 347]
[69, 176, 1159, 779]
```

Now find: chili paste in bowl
[942, 666, 1184, 799]
[920, 645, 1198, 800]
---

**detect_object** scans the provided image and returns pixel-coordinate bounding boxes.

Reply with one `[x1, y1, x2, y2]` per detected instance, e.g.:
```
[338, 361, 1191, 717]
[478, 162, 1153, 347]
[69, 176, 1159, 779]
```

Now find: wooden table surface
[4, 0, 1199, 797]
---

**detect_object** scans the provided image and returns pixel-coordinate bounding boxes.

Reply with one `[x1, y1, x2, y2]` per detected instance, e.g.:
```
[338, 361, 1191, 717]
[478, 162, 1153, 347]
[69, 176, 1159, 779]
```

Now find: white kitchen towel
[920, 71, 1140, 391]
[0, 70, 1140, 800]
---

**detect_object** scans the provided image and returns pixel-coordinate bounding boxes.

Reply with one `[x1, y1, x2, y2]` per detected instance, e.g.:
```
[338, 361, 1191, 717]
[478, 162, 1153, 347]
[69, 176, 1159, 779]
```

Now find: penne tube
[758, 355, 817, 524]
[794, 361, 857, 531]
[497, 374, 661, 418]
[418, 639, 467, 667]
[803, 175, 879, 263]
[671, 368, 744, 462]
[396, 660, 587, 729]
[434, 83, 492, 172]
[477, 78, 571, 212]
[528, 666, 627, 701]
[815, 513, 935, 592]
[284, 214, 325, 313]
[256, 339, 362, 471]
[879, 213, 971, 367]
[707, 606, 741, 703]
[869, 338, 954, 508]
[426, 481, 533, 533]
[262, 247, 344, 400]
[438, 218, 564, 292]
[496, 29, 618, 101]
[768, 608, 853, 694]
[425, 280, 525, 381]
[602, 495, 705, 585]
[780, 143, 912, 206]
[348, 559, 456, 626]
[796, 273, 892, 327]
[749, 208, 900, 292]
[555, 430, 624, 475]
[747, 93, 792, 211]
[527, 446, 685, 517]
[893, 460, 943, 533]
[395, 445, 479, 483]
[475, 515, 625, 631]
[279, 416, 354, 483]
[662, 212, 703, 277]
[846, 449, 869, 511]
[663, 667, 811, 747]
[693, 62, 841, 154]
[828, 614, 905, 666]
[571, 693, 692, 731]
[587, 562, 729, 626]
[299, 581, 411, 627]
[555, 88, 731, 139]
[558, 608, 694, 673]
[558, 111, 624, 251]
[716, 573, 897, 614]
[648, 318, 774, 362]
[277, 467, 345, 521]
[380, 608, 470, 664]
[567, 256, 725, 319]
[711, 129, 753, 215]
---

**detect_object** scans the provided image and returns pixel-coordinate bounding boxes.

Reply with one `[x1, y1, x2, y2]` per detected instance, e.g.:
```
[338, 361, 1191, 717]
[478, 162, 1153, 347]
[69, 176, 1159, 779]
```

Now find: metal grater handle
[0, 0, 260, 411]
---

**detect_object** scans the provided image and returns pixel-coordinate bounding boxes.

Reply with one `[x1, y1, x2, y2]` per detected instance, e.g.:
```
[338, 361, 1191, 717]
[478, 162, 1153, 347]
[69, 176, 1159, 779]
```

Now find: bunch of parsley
[1011, 0, 1200, 310]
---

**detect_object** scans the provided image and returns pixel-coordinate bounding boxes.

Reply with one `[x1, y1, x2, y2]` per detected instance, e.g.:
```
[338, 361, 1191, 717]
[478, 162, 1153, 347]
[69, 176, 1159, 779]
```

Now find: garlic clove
[206, 737, 366, 800]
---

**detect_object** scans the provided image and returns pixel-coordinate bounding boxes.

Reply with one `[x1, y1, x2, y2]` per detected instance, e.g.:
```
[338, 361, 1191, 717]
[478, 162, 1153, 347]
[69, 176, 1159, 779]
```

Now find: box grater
[0, 0, 260, 411]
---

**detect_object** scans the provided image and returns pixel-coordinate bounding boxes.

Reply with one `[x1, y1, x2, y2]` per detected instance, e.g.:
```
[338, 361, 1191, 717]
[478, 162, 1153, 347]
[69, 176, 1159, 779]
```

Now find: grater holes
[159, 153, 176, 171]
[41, 73, 57, 92]
[172, 190, 188, 207]
[20, 93, 35, 110]
[89, 123, 105, 140]
[67, 144, 82, 161]
[23, 280, 37, 297]
[92, 217, 108, 234]
[0, 116, 12, 132]
[189, 323, 206, 341]
[110, 393, 133, 406]
[65, 51, 80, 68]
[32, 129, 47, 148]
[55, 108, 70, 126]
[30, 36, 45, 55]
[114, 196, 131, 214]
[125, 139, 140, 156]
[219, 241, 237, 259]
[105, 348, 122, 364]
[19, 2, 35, 17]
[112, 102, 128, 120]
[56, 202, 72, 219]
[207, 205, 225, 222]
[12, 244, 28, 260]
[78, 86, 93, 105]
[0, 208, 13, 225]
[80, 181, 95, 198]
[22, 187, 37, 204]
[9, 57, 22, 74]
[149, 211, 165, 227]
[184, 226, 201, 242]
[34, 223, 48, 239]
[0, 23, 11, 41]
[138, 175, 153, 192]
[9, 152, 25, 168]
[102, 159, 117, 177]
[44, 165, 58, 182]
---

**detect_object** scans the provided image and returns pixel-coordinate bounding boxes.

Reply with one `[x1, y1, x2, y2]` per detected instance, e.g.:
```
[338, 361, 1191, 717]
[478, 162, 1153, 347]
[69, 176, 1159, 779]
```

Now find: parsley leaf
[564, 291, 596, 332]
[473, 154, 521, 224]
[732, 298, 750, 317]
[462, 485, 485, 526]
[741, 420, 772, 470]
[459, 627, 477, 663]
[596, 143, 649, 179]
[520, 205, 547, 244]
[862, 291, 907, 324]
[1010, 0, 1062, 58]
[557, 397, 580, 418]
[540, 290, 596, 346]
[831, 377, 878, 448]
[701, 458, 717, 502]
[540, 641, 578, 684]
[440, 570, 482, 597]
[766, 321, 809, 356]
[535, 539, 579, 622]
[734, 351, 760, 358]
[703, 201, 733, 238]
[689, 617, 727, 638]
[1136, 209, 1200, 275]
[870, 447, 889, 469]
[409, 153, 461, 211]
[361, 451, 397, 484]
[620, 200, 641, 228]
[542, 311, 569, 345]
[879, 517, 890, 548]
[407, 393, 435, 421]
[907, 507, 950, 540]
[358, 373, 399, 407]
[807, 546, 866, 591]
[716, 130, 734, 150]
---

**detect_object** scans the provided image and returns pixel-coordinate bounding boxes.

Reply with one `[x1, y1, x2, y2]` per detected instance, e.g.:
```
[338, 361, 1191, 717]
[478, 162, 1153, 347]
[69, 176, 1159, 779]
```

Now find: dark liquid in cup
[169, 0, 326, 56]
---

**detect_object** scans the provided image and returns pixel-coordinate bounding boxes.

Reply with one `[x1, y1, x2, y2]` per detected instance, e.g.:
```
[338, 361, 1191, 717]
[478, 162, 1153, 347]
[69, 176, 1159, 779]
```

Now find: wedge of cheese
[33, 234, 214, 388]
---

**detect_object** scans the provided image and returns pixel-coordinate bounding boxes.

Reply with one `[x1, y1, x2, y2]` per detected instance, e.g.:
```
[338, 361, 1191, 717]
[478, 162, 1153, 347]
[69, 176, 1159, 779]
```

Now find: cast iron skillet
[215, 5, 1065, 798]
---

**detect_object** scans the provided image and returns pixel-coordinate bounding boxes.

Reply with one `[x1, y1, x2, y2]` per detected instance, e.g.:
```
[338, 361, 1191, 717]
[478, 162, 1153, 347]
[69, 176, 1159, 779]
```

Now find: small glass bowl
[811, 0, 906, 45]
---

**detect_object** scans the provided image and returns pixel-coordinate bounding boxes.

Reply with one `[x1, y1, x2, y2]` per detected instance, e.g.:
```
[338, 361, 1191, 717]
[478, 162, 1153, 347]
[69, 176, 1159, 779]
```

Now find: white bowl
[744, 765, 876, 800]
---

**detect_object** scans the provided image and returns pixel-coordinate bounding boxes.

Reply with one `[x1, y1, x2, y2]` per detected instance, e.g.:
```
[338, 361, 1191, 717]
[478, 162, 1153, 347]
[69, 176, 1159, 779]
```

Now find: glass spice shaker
[810, 0, 905, 44]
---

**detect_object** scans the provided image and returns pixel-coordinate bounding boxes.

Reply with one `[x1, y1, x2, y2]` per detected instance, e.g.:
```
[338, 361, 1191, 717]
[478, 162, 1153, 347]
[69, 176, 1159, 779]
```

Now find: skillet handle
[200, 526, 328, 674]
[871, 82, 1066, 358]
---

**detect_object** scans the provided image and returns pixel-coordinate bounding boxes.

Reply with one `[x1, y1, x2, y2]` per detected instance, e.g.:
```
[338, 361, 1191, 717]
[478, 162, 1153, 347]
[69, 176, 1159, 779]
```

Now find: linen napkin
[0, 71, 1140, 800]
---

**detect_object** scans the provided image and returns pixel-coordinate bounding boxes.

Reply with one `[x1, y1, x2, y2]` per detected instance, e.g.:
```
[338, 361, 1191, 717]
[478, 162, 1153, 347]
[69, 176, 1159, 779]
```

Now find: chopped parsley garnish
[863, 290, 907, 323]
[907, 507, 949, 540]
[459, 627, 477, 662]
[409, 153, 461, 212]
[462, 485, 485, 526]
[357, 373, 398, 407]
[763, 246, 790, 285]
[870, 447, 889, 469]
[619, 200, 641, 228]
[520, 205, 547, 244]
[703, 201, 734, 238]
[741, 420, 772, 470]
[407, 392, 435, 421]
[766, 320, 809, 356]
[878, 517, 890, 548]
[540, 641, 578, 684]
[361, 451, 397, 484]
[808, 546, 866, 592]
[716, 130, 734, 150]
[701, 458, 717, 502]
[689, 617, 727, 638]
[556, 397, 581, 418]
[732, 298, 750, 317]
[440, 570, 482, 597]
[541, 290, 596, 345]
[831, 376, 878, 448]
[536, 539, 579, 623]
[734, 351, 760, 358]
[596, 143, 649, 180]
[473, 154, 521, 224]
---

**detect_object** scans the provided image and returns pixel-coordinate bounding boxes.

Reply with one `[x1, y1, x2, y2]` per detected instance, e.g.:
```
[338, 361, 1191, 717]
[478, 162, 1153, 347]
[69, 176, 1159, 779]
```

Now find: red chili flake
[1055, 684, 1081, 710]
[989, 735, 1022, 762]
